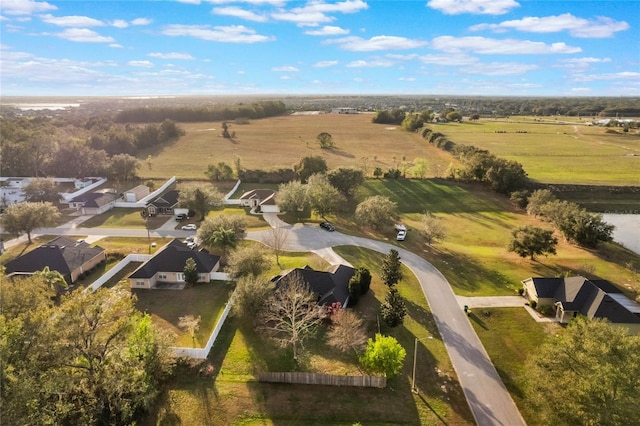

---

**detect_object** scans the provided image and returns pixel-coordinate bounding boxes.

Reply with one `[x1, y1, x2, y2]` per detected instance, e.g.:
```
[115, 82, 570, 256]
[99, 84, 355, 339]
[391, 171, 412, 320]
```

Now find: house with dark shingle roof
[238, 189, 279, 213]
[146, 189, 180, 216]
[522, 276, 640, 333]
[70, 191, 118, 215]
[5, 236, 106, 290]
[271, 264, 355, 307]
[128, 239, 220, 289]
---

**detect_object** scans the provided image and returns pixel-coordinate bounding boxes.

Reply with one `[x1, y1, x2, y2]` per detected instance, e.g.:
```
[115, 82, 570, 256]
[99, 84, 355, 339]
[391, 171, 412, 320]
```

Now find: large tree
[0, 278, 174, 425]
[526, 317, 640, 426]
[107, 153, 140, 181]
[327, 167, 365, 197]
[306, 173, 344, 219]
[22, 178, 59, 203]
[380, 288, 407, 328]
[231, 275, 274, 326]
[316, 132, 334, 149]
[179, 186, 224, 221]
[508, 225, 558, 260]
[355, 195, 398, 230]
[260, 273, 323, 360]
[262, 223, 289, 266]
[294, 156, 328, 183]
[183, 257, 199, 285]
[327, 309, 368, 355]
[380, 249, 403, 288]
[276, 180, 308, 221]
[1, 201, 61, 243]
[419, 212, 446, 246]
[197, 214, 246, 259]
[225, 244, 270, 279]
[360, 334, 406, 378]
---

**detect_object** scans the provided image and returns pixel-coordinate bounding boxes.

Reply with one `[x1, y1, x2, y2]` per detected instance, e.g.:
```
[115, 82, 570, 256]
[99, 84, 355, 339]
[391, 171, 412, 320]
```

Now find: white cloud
[461, 62, 538, 75]
[128, 60, 154, 68]
[573, 71, 640, 82]
[427, 0, 519, 15]
[561, 57, 612, 64]
[162, 24, 274, 43]
[131, 17, 152, 26]
[305, 26, 349, 36]
[213, 6, 268, 22]
[347, 58, 395, 68]
[51, 28, 115, 43]
[111, 19, 129, 28]
[570, 87, 592, 93]
[272, 0, 368, 26]
[313, 60, 339, 67]
[418, 53, 478, 66]
[432, 36, 581, 54]
[327, 35, 427, 51]
[469, 14, 629, 38]
[109, 43, 123, 48]
[176, 0, 201, 3]
[271, 10, 334, 26]
[40, 14, 104, 27]
[148, 52, 195, 60]
[398, 77, 416, 81]
[2, 0, 56, 15]
[297, 0, 368, 14]
[272, 65, 299, 71]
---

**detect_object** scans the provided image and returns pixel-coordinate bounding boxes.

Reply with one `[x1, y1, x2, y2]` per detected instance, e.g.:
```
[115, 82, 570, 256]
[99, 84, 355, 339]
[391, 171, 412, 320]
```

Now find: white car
[186, 241, 197, 249]
[396, 230, 407, 241]
[181, 224, 197, 231]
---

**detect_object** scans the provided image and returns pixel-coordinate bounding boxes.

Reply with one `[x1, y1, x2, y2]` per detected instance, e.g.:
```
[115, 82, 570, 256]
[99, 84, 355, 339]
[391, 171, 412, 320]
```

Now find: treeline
[115, 100, 287, 123]
[0, 116, 183, 178]
[421, 128, 528, 195]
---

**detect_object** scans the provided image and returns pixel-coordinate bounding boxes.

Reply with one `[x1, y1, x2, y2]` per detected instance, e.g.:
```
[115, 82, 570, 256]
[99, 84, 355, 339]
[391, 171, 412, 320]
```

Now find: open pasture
[138, 113, 455, 180]
[428, 118, 640, 186]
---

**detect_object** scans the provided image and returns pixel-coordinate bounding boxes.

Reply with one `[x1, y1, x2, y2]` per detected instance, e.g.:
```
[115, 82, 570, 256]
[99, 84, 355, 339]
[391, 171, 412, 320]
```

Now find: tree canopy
[1, 201, 61, 243]
[355, 195, 398, 230]
[508, 225, 558, 260]
[380, 249, 403, 288]
[360, 334, 406, 378]
[179, 186, 224, 221]
[294, 156, 328, 183]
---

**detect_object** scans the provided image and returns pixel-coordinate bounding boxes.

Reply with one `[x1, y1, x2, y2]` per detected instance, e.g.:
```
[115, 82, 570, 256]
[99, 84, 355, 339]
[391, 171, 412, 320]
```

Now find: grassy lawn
[81, 207, 169, 229]
[425, 118, 640, 186]
[470, 308, 563, 426]
[144, 247, 474, 425]
[134, 282, 233, 348]
[137, 113, 454, 180]
[93, 236, 172, 255]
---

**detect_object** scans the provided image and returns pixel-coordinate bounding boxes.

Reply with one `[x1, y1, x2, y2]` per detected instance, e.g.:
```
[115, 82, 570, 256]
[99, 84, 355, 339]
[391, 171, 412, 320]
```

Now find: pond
[603, 214, 640, 255]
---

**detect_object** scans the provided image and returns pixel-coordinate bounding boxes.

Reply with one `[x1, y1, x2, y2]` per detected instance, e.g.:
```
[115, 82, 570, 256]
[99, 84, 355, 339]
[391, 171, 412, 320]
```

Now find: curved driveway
[21, 215, 525, 425]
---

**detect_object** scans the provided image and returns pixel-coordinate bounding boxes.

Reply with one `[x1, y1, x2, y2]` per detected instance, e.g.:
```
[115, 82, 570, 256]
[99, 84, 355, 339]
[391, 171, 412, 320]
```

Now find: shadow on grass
[467, 312, 488, 330]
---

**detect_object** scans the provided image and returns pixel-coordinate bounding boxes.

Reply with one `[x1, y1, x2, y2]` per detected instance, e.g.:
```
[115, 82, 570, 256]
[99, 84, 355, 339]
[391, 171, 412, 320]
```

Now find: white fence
[224, 179, 242, 201]
[85, 254, 151, 292]
[171, 291, 235, 359]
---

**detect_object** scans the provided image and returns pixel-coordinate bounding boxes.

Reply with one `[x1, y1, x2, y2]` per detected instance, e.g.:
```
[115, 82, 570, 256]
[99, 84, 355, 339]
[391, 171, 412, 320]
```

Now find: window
[177, 273, 184, 282]
[136, 281, 145, 286]
[158, 273, 167, 280]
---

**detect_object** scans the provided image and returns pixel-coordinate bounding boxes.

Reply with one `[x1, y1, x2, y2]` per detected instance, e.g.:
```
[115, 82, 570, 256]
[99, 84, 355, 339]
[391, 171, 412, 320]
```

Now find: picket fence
[258, 372, 386, 388]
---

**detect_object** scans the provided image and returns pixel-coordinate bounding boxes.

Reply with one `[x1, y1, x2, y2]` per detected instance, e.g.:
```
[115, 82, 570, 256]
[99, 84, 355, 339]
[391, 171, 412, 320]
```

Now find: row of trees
[1, 275, 174, 425]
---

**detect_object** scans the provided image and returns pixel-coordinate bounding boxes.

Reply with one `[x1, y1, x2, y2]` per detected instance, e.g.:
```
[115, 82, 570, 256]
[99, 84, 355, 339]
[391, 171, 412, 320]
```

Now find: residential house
[146, 189, 180, 216]
[238, 189, 279, 213]
[5, 236, 106, 290]
[69, 191, 118, 214]
[128, 239, 221, 289]
[271, 264, 355, 307]
[522, 276, 640, 333]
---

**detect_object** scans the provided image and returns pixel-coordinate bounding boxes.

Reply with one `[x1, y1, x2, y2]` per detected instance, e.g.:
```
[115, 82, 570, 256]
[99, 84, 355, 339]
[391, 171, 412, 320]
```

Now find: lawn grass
[93, 236, 172, 254]
[137, 113, 454, 180]
[469, 308, 563, 426]
[133, 282, 233, 348]
[144, 247, 474, 425]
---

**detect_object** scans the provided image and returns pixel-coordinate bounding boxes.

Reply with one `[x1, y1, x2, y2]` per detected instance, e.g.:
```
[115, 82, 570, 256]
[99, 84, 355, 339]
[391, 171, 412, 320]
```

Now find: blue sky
[1, 0, 638, 96]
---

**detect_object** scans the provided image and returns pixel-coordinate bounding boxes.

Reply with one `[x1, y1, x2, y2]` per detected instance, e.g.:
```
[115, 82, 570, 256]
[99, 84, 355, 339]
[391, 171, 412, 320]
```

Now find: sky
[1, 0, 639, 97]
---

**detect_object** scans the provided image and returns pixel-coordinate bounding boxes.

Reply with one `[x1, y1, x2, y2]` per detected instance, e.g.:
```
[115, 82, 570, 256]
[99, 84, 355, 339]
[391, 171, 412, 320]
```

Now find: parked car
[186, 241, 197, 249]
[176, 213, 187, 221]
[185, 236, 195, 243]
[181, 224, 197, 231]
[396, 230, 406, 241]
[394, 224, 407, 231]
[320, 222, 335, 231]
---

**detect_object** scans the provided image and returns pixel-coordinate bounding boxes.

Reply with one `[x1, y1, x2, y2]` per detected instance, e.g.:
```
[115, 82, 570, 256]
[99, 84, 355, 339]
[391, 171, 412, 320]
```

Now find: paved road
[12, 214, 525, 425]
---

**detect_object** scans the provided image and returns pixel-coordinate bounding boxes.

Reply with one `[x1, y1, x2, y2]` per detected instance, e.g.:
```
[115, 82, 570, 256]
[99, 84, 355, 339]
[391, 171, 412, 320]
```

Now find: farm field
[137, 113, 456, 180]
[426, 117, 640, 186]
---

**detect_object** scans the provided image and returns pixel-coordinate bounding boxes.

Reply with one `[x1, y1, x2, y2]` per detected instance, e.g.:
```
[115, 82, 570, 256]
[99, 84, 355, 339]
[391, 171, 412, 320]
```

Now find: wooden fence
[258, 372, 386, 388]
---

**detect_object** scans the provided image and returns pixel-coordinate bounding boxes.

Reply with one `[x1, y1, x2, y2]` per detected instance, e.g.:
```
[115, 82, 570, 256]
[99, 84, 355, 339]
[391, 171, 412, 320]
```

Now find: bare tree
[260, 273, 323, 361]
[178, 315, 201, 346]
[263, 224, 289, 266]
[327, 309, 368, 355]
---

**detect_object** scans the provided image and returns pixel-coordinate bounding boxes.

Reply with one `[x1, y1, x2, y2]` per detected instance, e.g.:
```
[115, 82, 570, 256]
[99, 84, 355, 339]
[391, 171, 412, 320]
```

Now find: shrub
[518, 288, 524, 296]
[530, 300, 537, 309]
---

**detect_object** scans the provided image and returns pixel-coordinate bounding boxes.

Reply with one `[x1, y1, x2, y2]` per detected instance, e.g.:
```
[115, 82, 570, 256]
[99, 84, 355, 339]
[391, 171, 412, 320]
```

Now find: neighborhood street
[9, 215, 526, 426]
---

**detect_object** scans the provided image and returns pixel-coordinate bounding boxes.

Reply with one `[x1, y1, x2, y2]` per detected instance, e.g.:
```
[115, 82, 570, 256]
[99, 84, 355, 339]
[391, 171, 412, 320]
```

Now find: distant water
[8, 103, 80, 111]
[603, 214, 640, 255]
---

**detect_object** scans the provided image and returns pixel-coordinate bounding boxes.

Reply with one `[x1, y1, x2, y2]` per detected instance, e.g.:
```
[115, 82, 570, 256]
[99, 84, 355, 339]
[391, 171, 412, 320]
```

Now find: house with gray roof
[522, 276, 640, 333]
[5, 236, 105, 290]
[271, 264, 355, 307]
[238, 189, 279, 213]
[128, 239, 220, 290]
[146, 189, 180, 216]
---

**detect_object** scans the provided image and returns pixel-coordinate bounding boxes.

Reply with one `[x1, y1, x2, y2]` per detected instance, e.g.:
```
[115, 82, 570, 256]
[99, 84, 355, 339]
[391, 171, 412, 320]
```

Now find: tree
[380, 249, 403, 288]
[231, 275, 274, 325]
[0, 279, 174, 425]
[294, 156, 328, 183]
[485, 158, 528, 194]
[316, 132, 334, 149]
[420, 212, 446, 246]
[260, 273, 323, 360]
[348, 267, 372, 305]
[541, 200, 614, 248]
[410, 157, 428, 179]
[360, 334, 406, 378]
[526, 317, 640, 426]
[327, 167, 365, 197]
[526, 189, 557, 217]
[373, 167, 383, 178]
[327, 309, 368, 355]
[354, 195, 398, 230]
[33, 266, 68, 293]
[263, 224, 289, 266]
[380, 288, 407, 328]
[197, 214, 246, 260]
[401, 113, 424, 132]
[445, 110, 462, 122]
[225, 244, 270, 279]
[178, 315, 201, 345]
[179, 186, 223, 221]
[1, 201, 61, 243]
[508, 226, 558, 260]
[276, 180, 308, 221]
[306, 173, 344, 218]
[221, 121, 231, 138]
[22, 178, 59, 202]
[107, 153, 140, 181]
[183, 257, 199, 285]
[205, 162, 234, 182]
